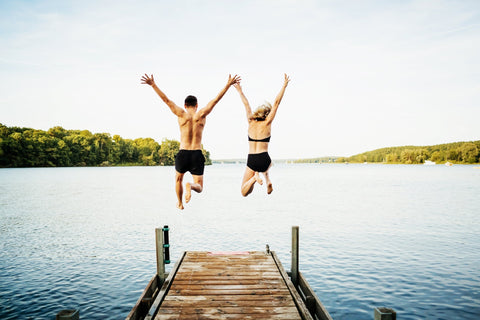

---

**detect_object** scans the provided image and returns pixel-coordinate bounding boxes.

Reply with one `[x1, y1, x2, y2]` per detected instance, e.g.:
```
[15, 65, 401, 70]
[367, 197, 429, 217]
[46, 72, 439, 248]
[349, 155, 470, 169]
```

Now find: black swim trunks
[175, 150, 205, 175]
[247, 152, 271, 172]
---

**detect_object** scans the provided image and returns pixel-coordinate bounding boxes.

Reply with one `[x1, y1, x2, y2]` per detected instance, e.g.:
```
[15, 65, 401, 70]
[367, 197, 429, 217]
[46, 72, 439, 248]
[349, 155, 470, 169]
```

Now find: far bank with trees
[335, 141, 480, 164]
[294, 141, 480, 164]
[0, 124, 211, 168]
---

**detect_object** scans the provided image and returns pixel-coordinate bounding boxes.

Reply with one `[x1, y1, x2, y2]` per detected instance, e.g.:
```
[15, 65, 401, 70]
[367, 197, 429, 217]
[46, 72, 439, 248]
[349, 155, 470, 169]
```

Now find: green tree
[158, 139, 180, 165]
[458, 142, 479, 163]
[202, 146, 212, 165]
[93, 133, 114, 165]
[430, 151, 443, 163]
[134, 138, 160, 166]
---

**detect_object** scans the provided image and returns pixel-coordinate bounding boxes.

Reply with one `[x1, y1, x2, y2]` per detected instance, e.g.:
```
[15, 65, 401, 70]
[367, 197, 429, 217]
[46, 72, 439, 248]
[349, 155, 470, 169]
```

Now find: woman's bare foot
[267, 183, 273, 194]
[177, 201, 184, 210]
[185, 182, 192, 203]
[261, 171, 272, 194]
[254, 172, 263, 185]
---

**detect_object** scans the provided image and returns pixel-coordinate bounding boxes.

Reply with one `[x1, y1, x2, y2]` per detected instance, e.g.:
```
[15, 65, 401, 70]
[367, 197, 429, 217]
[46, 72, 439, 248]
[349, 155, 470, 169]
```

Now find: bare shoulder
[194, 107, 209, 119]
[193, 112, 207, 123]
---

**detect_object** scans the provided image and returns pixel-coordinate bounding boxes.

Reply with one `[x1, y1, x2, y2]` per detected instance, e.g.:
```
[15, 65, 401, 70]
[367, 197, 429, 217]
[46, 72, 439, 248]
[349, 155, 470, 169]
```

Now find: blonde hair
[250, 102, 272, 121]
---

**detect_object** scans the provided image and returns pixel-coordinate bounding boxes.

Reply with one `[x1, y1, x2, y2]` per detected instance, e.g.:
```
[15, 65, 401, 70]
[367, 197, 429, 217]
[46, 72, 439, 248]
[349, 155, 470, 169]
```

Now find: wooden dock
[126, 227, 333, 320]
[157, 251, 304, 319]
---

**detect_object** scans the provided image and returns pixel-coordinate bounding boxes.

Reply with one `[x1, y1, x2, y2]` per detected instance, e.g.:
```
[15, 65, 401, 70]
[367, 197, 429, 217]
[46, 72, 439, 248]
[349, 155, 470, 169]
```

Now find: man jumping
[141, 73, 240, 209]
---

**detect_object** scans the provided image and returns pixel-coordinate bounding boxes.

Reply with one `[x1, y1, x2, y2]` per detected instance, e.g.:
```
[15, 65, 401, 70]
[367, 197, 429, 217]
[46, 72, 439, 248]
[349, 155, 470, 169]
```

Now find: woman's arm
[141, 74, 185, 117]
[233, 83, 253, 121]
[266, 74, 290, 124]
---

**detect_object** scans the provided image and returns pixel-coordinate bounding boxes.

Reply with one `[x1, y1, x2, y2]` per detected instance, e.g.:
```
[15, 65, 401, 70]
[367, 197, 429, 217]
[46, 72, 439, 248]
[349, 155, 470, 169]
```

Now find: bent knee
[241, 188, 251, 197]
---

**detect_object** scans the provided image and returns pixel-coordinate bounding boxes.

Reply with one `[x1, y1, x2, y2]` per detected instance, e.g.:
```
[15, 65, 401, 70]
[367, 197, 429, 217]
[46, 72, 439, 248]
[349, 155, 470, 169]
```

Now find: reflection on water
[1, 164, 479, 319]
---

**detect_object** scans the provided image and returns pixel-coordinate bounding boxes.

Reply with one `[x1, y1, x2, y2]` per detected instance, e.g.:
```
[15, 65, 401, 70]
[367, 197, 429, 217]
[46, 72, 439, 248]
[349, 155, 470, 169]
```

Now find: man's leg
[185, 175, 203, 203]
[175, 171, 185, 210]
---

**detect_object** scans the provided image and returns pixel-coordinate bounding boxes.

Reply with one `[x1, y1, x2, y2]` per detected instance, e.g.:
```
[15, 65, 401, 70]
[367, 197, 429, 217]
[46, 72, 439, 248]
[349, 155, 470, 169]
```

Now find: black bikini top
[248, 135, 271, 142]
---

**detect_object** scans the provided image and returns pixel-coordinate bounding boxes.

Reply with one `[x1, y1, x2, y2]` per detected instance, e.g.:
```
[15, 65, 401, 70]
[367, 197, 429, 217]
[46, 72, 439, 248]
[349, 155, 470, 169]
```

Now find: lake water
[0, 164, 479, 320]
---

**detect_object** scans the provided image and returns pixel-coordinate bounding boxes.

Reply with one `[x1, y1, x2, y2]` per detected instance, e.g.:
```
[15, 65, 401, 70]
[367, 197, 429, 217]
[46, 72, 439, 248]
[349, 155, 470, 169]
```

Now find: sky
[1, 0, 479, 159]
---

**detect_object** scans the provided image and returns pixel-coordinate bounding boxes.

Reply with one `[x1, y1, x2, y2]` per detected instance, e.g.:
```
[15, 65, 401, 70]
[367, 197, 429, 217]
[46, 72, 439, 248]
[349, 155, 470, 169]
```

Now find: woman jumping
[233, 74, 290, 197]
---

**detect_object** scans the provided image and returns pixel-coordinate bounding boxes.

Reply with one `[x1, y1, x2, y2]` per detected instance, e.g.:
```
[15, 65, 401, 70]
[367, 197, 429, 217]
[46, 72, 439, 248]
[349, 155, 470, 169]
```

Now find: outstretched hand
[283, 73, 291, 86]
[141, 74, 155, 86]
[228, 74, 241, 87]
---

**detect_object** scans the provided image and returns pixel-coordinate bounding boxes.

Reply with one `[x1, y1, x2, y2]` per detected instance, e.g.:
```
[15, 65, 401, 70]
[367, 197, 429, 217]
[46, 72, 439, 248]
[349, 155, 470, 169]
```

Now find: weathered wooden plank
[162, 296, 296, 308]
[180, 264, 278, 269]
[168, 289, 291, 296]
[171, 279, 285, 285]
[161, 296, 295, 308]
[174, 271, 281, 277]
[178, 261, 277, 268]
[187, 251, 258, 256]
[183, 254, 272, 259]
[170, 284, 286, 291]
[157, 307, 300, 314]
[184, 256, 276, 261]
[163, 295, 293, 303]
[155, 313, 302, 320]
[182, 256, 276, 261]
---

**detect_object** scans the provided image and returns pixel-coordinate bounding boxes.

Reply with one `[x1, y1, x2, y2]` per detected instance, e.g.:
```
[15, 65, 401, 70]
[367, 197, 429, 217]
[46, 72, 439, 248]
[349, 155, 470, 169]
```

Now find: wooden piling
[56, 309, 79, 320]
[155, 228, 166, 282]
[374, 307, 396, 320]
[291, 225, 299, 286]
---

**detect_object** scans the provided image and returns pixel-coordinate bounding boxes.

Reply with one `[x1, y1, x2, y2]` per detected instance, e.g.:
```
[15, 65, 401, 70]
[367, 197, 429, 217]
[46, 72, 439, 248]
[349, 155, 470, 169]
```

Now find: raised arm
[265, 74, 290, 124]
[198, 74, 241, 117]
[141, 74, 185, 117]
[233, 82, 253, 121]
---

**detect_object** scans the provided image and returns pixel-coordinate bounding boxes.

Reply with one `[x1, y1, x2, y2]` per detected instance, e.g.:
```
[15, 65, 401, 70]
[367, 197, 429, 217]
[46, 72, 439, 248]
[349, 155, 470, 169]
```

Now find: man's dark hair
[184, 95, 198, 107]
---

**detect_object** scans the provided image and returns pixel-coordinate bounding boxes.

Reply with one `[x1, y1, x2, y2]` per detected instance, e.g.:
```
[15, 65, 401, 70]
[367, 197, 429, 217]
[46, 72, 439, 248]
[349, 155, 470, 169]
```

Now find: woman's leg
[241, 167, 261, 197]
[254, 172, 263, 185]
[262, 169, 273, 194]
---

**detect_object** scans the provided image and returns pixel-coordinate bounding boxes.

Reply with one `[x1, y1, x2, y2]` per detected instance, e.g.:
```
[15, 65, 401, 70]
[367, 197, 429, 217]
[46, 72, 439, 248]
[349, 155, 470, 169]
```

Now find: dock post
[291, 225, 299, 286]
[374, 307, 396, 320]
[163, 226, 171, 264]
[155, 226, 168, 283]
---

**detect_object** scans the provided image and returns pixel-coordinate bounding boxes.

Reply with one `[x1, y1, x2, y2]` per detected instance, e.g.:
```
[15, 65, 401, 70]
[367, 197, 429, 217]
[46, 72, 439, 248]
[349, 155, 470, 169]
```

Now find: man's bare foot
[177, 202, 184, 210]
[254, 172, 263, 185]
[185, 183, 192, 203]
[267, 183, 273, 194]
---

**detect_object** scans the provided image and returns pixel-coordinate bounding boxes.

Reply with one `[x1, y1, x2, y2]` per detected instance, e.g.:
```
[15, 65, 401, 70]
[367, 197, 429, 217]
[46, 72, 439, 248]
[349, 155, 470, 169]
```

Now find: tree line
[335, 141, 480, 164]
[0, 123, 211, 167]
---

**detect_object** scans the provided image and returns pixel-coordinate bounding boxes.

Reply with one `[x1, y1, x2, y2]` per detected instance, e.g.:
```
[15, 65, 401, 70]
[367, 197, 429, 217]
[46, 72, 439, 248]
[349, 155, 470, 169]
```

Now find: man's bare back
[177, 107, 206, 150]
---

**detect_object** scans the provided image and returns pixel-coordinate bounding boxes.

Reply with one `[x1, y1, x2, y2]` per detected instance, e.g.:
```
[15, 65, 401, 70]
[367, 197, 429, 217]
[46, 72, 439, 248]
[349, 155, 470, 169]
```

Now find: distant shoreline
[2, 123, 478, 167]
[211, 160, 479, 165]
